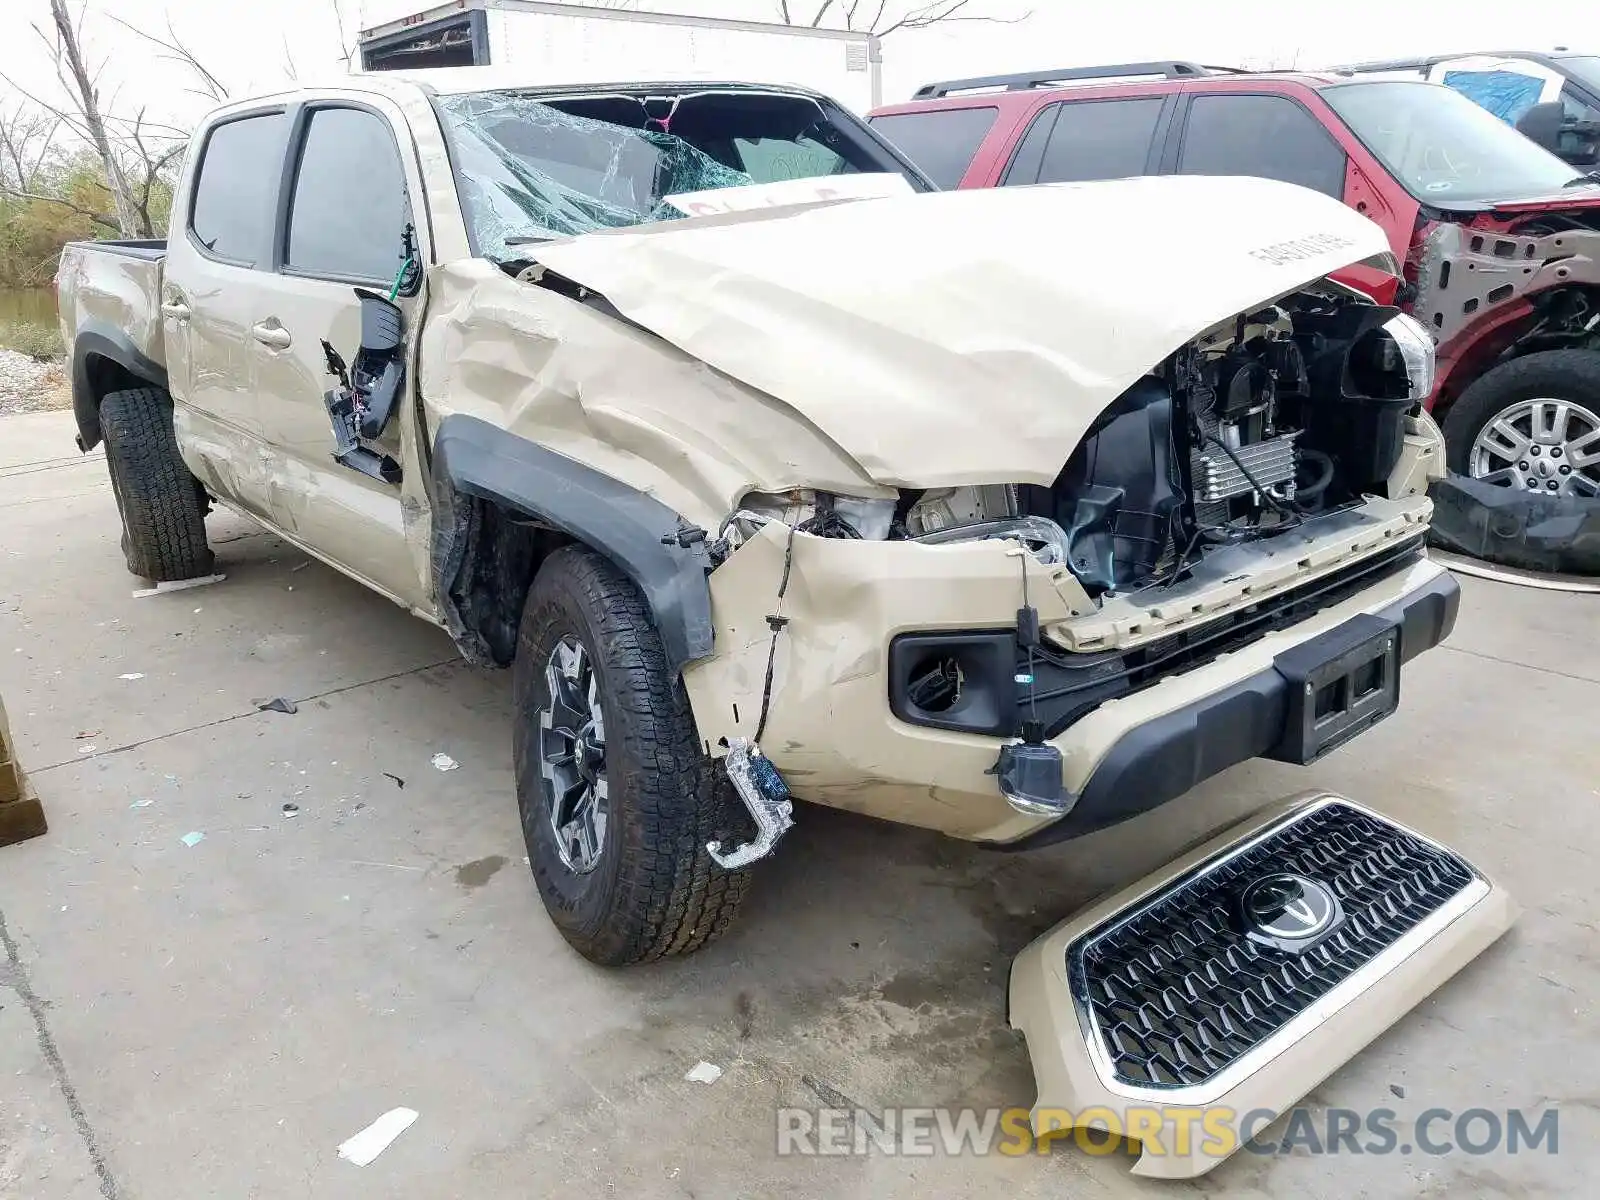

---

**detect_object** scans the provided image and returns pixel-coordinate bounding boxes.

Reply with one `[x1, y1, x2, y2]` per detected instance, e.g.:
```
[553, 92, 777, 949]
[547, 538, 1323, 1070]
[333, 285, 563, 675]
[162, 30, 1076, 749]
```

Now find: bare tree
[0, 102, 118, 232]
[776, 0, 1028, 37]
[0, 105, 61, 195]
[108, 15, 230, 104]
[327, 0, 358, 71]
[0, 2, 220, 238]
[123, 108, 187, 234]
[39, 0, 139, 234]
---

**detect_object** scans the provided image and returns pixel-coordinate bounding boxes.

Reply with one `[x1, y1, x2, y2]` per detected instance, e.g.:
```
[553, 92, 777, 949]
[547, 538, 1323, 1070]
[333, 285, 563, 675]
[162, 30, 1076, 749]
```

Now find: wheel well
[440, 493, 575, 668]
[69, 323, 170, 451]
[75, 355, 165, 451]
[85, 353, 149, 403]
[1434, 286, 1600, 419]
[429, 414, 716, 675]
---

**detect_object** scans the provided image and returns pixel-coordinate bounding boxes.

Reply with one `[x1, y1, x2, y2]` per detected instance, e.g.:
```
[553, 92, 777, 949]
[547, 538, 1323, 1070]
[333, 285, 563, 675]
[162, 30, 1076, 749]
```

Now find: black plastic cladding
[1068, 802, 1474, 1089]
[888, 537, 1424, 741]
[430, 414, 715, 674]
[70, 318, 170, 452]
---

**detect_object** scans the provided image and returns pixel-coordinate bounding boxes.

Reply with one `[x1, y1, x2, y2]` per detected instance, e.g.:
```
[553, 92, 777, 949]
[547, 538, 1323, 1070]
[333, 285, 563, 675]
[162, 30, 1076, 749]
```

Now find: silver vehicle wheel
[538, 635, 609, 875]
[1468, 397, 1600, 498]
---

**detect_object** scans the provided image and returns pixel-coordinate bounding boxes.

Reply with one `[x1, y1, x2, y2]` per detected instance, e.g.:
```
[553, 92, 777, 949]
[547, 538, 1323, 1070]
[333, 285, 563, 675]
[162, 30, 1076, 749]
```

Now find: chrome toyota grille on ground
[1066, 802, 1477, 1090]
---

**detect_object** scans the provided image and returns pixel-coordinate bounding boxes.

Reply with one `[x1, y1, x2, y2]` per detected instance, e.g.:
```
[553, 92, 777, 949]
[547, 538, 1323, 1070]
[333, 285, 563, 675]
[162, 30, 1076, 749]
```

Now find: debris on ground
[337, 1107, 418, 1166]
[802, 1074, 866, 1110]
[118, 672, 145, 681]
[282, 803, 300, 818]
[430, 753, 459, 772]
[76, 745, 96, 755]
[1, 692, 49, 846]
[684, 1061, 724, 1084]
[1429, 473, 1600, 576]
[129, 798, 154, 809]
[180, 831, 205, 847]
[382, 773, 405, 789]
[256, 698, 299, 715]
[74, 730, 99, 739]
[0, 349, 69, 416]
[131, 574, 227, 599]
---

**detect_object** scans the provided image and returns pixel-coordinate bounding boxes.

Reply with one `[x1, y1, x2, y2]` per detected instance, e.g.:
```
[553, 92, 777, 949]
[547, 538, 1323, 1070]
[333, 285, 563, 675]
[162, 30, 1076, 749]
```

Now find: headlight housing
[725, 490, 898, 543]
[1379, 312, 1436, 401]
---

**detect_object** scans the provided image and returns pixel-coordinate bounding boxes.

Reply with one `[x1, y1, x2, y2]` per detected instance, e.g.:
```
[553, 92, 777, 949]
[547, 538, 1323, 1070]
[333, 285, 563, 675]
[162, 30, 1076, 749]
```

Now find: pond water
[0, 289, 56, 328]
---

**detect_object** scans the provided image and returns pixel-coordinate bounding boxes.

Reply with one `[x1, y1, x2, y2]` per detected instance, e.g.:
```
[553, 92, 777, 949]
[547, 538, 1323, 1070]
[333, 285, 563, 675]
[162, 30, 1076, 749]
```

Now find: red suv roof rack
[912, 61, 1233, 99]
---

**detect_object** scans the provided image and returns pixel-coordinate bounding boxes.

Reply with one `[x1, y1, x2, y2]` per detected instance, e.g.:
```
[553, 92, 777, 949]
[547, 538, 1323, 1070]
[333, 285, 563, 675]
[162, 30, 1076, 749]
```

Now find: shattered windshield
[435, 90, 877, 260]
[1323, 80, 1582, 202]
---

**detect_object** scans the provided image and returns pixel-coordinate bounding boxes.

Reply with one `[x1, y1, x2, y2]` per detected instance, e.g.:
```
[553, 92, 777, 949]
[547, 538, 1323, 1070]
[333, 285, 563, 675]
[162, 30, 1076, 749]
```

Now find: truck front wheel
[1443, 350, 1600, 499]
[99, 388, 215, 582]
[511, 545, 751, 966]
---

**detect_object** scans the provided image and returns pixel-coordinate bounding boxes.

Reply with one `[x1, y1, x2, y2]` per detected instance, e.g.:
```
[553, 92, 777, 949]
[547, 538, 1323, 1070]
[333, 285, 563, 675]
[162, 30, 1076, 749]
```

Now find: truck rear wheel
[1442, 350, 1600, 499]
[511, 545, 751, 966]
[99, 388, 215, 582]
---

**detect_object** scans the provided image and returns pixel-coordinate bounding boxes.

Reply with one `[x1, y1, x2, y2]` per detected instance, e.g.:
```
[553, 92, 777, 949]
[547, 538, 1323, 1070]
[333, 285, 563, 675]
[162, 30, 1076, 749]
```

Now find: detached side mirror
[318, 289, 409, 485]
[352, 289, 406, 440]
[1515, 102, 1565, 154]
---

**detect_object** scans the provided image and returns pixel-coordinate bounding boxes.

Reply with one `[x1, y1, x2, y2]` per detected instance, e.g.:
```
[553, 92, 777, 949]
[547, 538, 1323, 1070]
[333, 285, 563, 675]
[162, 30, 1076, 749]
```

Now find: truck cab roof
[218, 72, 843, 108]
[353, 69, 844, 102]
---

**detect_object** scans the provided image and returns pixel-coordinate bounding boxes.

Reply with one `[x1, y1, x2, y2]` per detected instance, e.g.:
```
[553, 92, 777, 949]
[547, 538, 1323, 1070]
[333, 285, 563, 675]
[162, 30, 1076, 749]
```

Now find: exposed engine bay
[723, 285, 1435, 603]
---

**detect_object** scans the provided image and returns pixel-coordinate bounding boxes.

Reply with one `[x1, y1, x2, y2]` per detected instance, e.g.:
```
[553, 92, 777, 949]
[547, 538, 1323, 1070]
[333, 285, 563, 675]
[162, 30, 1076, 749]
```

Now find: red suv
[870, 62, 1600, 500]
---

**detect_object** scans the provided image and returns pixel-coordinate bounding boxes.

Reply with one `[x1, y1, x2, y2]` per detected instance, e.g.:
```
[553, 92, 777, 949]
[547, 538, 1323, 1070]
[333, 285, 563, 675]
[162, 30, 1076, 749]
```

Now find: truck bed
[56, 238, 169, 372]
[78, 238, 167, 260]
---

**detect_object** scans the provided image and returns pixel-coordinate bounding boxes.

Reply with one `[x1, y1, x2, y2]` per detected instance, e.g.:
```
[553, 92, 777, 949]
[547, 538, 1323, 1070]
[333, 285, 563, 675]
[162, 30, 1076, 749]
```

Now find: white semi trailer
[357, 0, 885, 112]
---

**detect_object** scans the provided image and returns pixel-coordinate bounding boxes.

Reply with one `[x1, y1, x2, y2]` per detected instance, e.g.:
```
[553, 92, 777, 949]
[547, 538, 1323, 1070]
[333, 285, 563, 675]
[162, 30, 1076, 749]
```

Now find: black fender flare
[430, 414, 715, 674]
[70, 319, 170, 451]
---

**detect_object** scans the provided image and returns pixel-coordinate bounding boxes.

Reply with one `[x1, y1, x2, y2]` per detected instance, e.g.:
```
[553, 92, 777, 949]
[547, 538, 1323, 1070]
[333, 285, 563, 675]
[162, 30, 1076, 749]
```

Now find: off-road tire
[1442, 349, 1600, 476]
[99, 388, 214, 582]
[512, 545, 751, 966]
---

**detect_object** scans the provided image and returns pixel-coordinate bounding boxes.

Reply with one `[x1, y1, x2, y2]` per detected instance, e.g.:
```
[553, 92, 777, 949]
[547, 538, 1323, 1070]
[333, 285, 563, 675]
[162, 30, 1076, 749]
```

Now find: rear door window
[189, 113, 286, 265]
[1005, 98, 1164, 186]
[284, 106, 412, 284]
[868, 107, 998, 188]
[1178, 94, 1347, 197]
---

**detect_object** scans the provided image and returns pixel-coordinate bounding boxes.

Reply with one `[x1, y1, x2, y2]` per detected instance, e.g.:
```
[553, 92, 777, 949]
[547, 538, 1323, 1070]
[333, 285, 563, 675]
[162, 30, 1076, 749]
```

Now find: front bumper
[682, 517, 1456, 844]
[996, 567, 1459, 849]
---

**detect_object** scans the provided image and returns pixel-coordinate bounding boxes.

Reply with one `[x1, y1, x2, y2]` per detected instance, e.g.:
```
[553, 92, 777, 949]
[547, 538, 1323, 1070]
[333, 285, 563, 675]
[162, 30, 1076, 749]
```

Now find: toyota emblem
[1238, 873, 1343, 950]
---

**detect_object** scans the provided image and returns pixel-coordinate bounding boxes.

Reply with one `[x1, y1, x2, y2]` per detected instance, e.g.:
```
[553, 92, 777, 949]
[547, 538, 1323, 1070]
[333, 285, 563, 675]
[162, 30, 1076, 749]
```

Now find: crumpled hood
[529, 175, 1390, 487]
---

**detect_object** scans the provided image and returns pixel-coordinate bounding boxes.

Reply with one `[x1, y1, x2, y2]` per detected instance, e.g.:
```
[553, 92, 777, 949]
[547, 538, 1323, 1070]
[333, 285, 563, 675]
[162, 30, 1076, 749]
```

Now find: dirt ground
[1, 408, 1596, 1199]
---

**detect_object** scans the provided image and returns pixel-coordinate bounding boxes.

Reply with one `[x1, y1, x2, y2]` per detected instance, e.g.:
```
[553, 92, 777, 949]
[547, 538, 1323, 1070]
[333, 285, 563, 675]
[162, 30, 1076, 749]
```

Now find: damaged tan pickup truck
[58, 71, 1516, 1177]
[54, 70, 1468, 940]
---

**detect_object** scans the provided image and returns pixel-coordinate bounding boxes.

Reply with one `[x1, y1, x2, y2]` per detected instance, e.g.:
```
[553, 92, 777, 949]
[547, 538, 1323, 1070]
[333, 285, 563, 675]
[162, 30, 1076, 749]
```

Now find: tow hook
[707, 737, 794, 869]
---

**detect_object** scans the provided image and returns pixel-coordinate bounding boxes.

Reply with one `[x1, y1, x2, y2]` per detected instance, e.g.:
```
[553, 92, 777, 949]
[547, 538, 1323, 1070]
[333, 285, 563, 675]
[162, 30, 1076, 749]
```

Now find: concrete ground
[1, 408, 1595, 1199]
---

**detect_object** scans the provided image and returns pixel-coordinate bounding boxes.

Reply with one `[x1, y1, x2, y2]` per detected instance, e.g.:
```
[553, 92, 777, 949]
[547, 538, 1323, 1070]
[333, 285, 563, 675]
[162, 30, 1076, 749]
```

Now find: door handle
[251, 321, 293, 350]
[161, 300, 190, 321]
